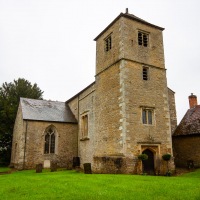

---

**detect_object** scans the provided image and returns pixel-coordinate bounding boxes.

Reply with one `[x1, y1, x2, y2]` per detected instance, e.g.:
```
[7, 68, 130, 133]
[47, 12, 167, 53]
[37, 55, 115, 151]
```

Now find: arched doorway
[142, 149, 155, 175]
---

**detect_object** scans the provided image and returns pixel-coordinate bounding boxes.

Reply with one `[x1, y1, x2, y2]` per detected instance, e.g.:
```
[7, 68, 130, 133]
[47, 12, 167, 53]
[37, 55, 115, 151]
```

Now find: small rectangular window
[142, 110, 147, 124]
[142, 108, 153, 125]
[138, 31, 148, 47]
[148, 110, 152, 124]
[105, 35, 112, 51]
[143, 67, 149, 80]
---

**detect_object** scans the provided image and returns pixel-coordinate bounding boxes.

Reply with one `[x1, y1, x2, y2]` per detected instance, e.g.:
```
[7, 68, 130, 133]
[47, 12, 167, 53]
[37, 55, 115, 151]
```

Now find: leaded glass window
[142, 109, 153, 125]
[44, 127, 56, 154]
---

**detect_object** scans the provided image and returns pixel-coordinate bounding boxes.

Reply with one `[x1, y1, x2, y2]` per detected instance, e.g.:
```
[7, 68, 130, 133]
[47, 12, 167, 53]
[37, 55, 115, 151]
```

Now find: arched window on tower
[44, 127, 56, 154]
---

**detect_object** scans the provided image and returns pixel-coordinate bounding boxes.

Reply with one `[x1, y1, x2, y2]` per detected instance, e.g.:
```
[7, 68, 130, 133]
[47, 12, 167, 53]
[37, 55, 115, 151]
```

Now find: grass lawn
[0, 167, 10, 173]
[0, 169, 200, 200]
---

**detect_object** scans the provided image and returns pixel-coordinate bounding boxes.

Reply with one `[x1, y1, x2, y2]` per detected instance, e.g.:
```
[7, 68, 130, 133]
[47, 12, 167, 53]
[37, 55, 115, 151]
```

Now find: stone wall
[95, 16, 165, 77]
[123, 60, 173, 153]
[67, 97, 79, 121]
[11, 117, 78, 169]
[67, 83, 96, 168]
[95, 19, 121, 75]
[94, 62, 122, 157]
[78, 84, 95, 167]
[121, 16, 165, 68]
[11, 104, 25, 169]
[168, 89, 177, 134]
[93, 14, 174, 174]
[173, 135, 200, 168]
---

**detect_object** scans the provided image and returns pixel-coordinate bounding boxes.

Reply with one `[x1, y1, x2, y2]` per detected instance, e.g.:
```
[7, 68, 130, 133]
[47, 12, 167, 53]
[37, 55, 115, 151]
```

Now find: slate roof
[173, 105, 200, 136]
[20, 98, 77, 123]
[94, 11, 164, 41]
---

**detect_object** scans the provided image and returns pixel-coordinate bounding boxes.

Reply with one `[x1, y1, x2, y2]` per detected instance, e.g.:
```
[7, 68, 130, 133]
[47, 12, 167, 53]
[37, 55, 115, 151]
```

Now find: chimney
[189, 93, 198, 108]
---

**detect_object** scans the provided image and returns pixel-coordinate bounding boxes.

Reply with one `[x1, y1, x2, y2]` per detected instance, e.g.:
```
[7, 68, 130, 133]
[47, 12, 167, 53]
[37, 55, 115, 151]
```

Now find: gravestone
[36, 164, 43, 173]
[73, 157, 80, 168]
[187, 160, 194, 169]
[51, 162, 57, 172]
[44, 160, 50, 168]
[83, 163, 92, 174]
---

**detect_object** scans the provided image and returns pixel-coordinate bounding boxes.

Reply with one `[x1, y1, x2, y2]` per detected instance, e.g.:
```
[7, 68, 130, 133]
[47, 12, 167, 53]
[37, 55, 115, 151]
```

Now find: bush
[162, 153, 171, 175]
[138, 154, 148, 161]
[162, 154, 171, 161]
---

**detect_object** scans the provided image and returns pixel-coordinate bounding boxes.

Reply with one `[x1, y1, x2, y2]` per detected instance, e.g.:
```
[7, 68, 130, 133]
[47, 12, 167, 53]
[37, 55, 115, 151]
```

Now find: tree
[0, 78, 43, 165]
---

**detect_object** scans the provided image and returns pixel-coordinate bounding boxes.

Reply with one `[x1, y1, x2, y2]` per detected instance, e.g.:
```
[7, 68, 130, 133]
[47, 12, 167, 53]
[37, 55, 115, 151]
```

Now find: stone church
[11, 9, 177, 174]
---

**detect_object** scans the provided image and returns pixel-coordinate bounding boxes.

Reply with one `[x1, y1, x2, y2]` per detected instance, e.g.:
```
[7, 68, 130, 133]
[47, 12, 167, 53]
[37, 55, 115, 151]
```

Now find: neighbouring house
[11, 9, 177, 174]
[173, 93, 200, 168]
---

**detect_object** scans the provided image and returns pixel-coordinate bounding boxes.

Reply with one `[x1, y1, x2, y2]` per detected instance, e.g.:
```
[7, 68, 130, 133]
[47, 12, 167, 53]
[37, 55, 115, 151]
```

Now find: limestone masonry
[11, 10, 177, 174]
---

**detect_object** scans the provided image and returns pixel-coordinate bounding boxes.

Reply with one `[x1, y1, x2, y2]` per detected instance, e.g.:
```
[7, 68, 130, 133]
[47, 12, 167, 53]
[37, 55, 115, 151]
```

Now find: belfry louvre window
[142, 108, 153, 125]
[44, 127, 55, 154]
[143, 67, 149, 80]
[81, 115, 88, 138]
[105, 35, 112, 51]
[138, 31, 148, 47]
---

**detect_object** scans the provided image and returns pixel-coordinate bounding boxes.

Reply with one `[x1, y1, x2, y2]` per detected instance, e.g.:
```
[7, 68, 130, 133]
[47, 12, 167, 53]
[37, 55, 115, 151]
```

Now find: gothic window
[143, 67, 149, 80]
[138, 31, 148, 47]
[142, 108, 153, 125]
[105, 34, 112, 52]
[44, 127, 56, 154]
[81, 115, 88, 138]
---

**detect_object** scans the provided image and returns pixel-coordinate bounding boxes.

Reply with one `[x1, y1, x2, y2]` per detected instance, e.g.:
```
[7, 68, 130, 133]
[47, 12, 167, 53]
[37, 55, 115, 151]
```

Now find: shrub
[162, 154, 171, 161]
[138, 154, 148, 161]
[162, 153, 171, 175]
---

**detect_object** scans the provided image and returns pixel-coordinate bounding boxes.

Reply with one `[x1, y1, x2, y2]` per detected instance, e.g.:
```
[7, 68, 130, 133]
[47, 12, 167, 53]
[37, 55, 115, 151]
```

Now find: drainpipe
[23, 120, 28, 169]
[77, 95, 80, 157]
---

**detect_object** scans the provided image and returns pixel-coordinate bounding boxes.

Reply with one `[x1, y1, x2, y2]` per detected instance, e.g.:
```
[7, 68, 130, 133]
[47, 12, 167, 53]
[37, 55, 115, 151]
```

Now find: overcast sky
[0, 0, 200, 123]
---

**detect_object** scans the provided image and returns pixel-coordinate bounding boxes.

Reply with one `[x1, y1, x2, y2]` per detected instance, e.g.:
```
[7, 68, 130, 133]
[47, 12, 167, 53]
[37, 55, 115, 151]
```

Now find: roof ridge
[20, 97, 65, 104]
[94, 11, 164, 41]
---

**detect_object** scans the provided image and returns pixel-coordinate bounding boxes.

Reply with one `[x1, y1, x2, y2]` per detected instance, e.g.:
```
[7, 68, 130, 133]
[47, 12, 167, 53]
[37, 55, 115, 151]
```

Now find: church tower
[93, 9, 174, 174]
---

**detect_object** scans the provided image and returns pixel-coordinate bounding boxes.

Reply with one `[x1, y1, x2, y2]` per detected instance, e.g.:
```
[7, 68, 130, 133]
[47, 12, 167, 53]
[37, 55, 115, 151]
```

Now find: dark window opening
[138, 31, 148, 47]
[143, 67, 149, 80]
[138, 32, 143, 45]
[105, 35, 112, 51]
